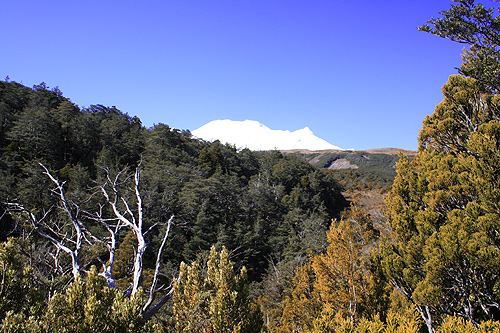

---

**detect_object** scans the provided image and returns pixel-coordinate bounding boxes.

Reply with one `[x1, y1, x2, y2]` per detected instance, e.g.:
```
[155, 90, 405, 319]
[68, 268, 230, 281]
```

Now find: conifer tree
[383, 76, 500, 330]
[312, 219, 368, 324]
[173, 246, 263, 333]
[0, 238, 44, 324]
[279, 216, 375, 332]
[419, 0, 500, 93]
[381, 2, 500, 330]
[1, 266, 160, 332]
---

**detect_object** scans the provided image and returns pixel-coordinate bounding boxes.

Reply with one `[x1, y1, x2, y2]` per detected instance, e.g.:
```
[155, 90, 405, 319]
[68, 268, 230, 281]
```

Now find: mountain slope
[283, 148, 417, 190]
[192, 119, 342, 151]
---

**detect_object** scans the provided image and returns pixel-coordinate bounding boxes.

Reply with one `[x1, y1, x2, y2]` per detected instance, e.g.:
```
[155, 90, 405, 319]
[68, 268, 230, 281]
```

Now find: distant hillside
[282, 148, 417, 236]
[282, 148, 417, 191]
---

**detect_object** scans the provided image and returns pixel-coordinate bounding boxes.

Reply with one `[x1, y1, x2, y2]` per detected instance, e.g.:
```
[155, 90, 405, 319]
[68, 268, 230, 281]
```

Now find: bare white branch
[143, 215, 174, 313]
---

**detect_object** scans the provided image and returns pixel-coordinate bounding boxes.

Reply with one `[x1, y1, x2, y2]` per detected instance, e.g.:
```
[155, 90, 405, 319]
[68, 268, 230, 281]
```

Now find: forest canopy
[4, 1, 500, 332]
[0, 77, 349, 330]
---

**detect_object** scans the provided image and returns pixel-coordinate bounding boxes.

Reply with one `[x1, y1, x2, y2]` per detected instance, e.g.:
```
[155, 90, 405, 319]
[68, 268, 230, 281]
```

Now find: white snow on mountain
[192, 119, 343, 151]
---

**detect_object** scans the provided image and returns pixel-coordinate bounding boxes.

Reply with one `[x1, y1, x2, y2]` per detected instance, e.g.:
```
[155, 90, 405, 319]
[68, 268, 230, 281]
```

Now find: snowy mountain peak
[192, 119, 342, 151]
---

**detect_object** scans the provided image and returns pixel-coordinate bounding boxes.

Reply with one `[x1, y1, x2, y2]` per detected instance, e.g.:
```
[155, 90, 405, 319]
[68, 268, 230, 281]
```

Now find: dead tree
[97, 163, 175, 316]
[6, 164, 87, 281]
[6, 163, 176, 318]
[142, 215, 174, 319]
[84, 204, 123, 289]
[100, 164, 155, 294]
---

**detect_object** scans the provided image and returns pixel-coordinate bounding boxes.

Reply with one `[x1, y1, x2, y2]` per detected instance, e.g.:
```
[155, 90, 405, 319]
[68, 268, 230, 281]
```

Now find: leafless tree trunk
[6, 162, 176, 319]
[143, 215, 174, 313]
[6, 164, 87, 280]
[84, 204, 123, 289]
[99, 164, 177, 318]
[100, 165, 149, 295]
[98, 164, 177, 317]
[393, 281, 435, 333]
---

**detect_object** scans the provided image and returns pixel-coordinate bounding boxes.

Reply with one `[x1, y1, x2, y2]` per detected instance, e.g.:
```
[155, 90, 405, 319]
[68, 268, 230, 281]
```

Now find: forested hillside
[0, 78, 349, 330]
[3, 1, 500, 331]
[285, 148, 416, 191]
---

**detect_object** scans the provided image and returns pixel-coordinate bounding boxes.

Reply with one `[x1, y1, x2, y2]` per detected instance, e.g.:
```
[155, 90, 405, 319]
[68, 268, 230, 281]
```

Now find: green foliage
[278, 212, 383, 332]
[0, 239, 160, 332]
[7, 105, 62, 161]
[437, 315, 500, 332]
[173, 246, 263, 333]
[39, 267, 158, 333]
[384, 77, 500, 327]
[0, 82, 145, 208]
[418, 75, 495, 152]
[311, 305, 422, 333]
[112, 231, 136, 289]
[0, 81, 32, 148]
[168, 150, 346, 281]
[1, 266, 160, 332]
[279, 261, 319, 332]
[0, 79, 348, 330]
[419, 0, 500, 93]
[312, 219, 370, 322]
[291, 149, 416, 191]
[0, 238, 44, 322]
[7, 1, 500, 330]
[376, 5, 500, 328]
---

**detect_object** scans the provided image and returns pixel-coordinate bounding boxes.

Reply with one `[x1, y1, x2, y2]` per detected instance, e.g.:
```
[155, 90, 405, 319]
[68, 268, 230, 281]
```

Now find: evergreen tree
[173, 246, 263, 333]
[0, 238, 44, 323]
[385, 76, 500, 331]
[312, 219, 368, 324]
[279, 214, 377, 332]
[279, 262, 319, 332]
[383, 78, 500, 331]
[419, 0, 500, 93]
[377, 3, 500, 330]
[1, 266, 160, 332]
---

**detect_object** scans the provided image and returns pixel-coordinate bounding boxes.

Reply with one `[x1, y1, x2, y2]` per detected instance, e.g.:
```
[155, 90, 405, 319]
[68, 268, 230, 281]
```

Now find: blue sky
[2, 1, 466, 150]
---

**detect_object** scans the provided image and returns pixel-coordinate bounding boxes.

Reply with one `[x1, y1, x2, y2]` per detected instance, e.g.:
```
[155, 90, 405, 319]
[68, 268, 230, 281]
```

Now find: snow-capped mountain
[192, 119, 342, 151]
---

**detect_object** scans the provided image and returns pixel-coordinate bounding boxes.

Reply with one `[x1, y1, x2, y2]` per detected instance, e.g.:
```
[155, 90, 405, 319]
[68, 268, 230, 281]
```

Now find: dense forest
[3, 0, 500, 332]
[288, 149, 417, 191]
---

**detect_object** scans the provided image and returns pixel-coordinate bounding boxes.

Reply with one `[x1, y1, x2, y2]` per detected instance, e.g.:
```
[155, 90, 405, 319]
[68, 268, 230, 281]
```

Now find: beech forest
[3, 1, 500, 332]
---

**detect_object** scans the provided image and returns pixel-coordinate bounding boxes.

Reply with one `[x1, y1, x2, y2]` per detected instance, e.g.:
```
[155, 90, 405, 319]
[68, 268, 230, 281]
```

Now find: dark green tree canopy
[0, 79, 348, 310]
[419, 0, 500, 92]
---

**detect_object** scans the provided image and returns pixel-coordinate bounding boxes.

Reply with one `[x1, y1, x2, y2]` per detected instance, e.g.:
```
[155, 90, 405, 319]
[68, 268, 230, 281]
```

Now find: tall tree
[312, 219, 369, 324]
[419, 0, 500, 93]
[377, 3, 500, 331]
[383, 75, 500, 332]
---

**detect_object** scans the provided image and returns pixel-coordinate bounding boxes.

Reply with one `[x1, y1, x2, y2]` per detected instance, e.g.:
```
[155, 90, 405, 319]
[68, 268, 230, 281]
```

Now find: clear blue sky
[2, 0, 466, 150]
